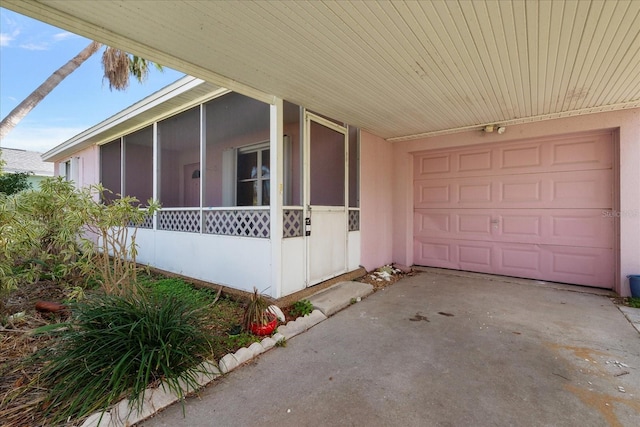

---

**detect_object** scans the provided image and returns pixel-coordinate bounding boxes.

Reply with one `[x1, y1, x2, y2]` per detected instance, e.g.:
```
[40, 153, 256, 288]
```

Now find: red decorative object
[249, 313, 278, 336]
[35, 301, 67, 313]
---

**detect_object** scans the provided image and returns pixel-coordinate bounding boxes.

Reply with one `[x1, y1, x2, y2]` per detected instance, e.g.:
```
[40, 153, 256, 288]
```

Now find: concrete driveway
[141, 269, 640, 427]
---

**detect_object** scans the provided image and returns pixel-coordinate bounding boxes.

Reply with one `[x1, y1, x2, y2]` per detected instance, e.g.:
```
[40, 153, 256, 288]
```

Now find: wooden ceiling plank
[525, 0, 540, 116]
[414, 1, 493, 124]
[445, 1, 505, 122]
[378, 1, 469, 125]
[584, 0, 640, 108]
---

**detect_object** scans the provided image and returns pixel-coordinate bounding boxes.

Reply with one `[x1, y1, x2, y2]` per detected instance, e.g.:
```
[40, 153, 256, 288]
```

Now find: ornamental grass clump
[242, 287, 270, 332]
[33, 290, 216, 424]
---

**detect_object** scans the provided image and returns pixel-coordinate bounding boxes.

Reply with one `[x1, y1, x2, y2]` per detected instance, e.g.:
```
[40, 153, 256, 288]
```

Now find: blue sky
[0, 8, 185, 153]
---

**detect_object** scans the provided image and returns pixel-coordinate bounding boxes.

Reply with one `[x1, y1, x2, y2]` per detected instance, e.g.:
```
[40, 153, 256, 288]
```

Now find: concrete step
[307, 281, 374, 317]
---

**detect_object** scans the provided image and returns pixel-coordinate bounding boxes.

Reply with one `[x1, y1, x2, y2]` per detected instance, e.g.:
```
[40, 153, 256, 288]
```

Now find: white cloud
[0, 29, 20, 47]
[0, 125, 86, 153]
[19, 42, 49, 51]
[0, 34, 11, 46]
[16, 31, 79, 51]
[52, 32, 75, 42]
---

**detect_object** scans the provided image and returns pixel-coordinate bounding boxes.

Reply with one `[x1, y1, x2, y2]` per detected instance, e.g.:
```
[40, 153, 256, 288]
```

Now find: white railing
[157, 208, 201, 233]
[204, 207, 270, 238]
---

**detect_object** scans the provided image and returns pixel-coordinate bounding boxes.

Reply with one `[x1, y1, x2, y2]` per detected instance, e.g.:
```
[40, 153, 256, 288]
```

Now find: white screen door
[304, 113, 348, 286]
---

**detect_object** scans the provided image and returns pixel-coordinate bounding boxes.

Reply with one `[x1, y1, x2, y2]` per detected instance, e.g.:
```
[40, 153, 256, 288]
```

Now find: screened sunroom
[46, 77, 360, 299]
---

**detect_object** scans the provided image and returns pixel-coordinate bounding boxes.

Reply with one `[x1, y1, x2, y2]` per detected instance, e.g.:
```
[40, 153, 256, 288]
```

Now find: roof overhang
[5, 0, 640, 142]
[42, 76, 229, 162]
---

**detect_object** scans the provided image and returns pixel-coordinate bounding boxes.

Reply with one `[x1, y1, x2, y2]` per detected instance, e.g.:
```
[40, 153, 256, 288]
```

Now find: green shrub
[0, 178, 158, 298]
[79, 185, 159, 295]
[33, 291, 216, 423]
[629, 297, 640, 308]
[0, 178, 86, 298]
[0, 171, 32, 195]
[290, 299, 314, 317]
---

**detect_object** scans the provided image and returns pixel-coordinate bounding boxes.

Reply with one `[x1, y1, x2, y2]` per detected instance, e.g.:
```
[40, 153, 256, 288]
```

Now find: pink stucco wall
[360, 131, 394, 271]
[387, 108, 640, 296]
[54, 145, 99, 189]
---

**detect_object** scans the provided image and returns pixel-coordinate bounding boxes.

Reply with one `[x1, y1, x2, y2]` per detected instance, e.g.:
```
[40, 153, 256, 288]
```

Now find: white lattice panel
[127, 212, 153, 229]
[283, 209, 304, 238]
[204, 210, 270, 238]
[349, 209, 360, 232]
[139, 213, 154, 229]
[158, 210, 201, 233]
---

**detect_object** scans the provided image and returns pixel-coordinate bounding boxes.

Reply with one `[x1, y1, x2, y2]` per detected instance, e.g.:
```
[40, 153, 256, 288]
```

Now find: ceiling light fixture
[483, 124, 506, 134]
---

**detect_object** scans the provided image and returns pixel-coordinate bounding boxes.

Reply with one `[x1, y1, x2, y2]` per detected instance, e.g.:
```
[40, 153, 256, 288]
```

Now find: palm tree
[0, 41, 161, 140]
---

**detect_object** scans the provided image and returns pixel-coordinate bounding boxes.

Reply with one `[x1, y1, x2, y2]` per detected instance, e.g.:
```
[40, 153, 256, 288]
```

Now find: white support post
[120, 136, 125, 195]
[200, 104, 205, 233]
[270, 98, 284, 299]
[152, 122, 158, 230]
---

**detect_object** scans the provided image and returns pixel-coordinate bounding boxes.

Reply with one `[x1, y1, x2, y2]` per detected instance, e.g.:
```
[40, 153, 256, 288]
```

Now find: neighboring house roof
[43, 76, 226, 162]
[3, 0, 639, 141]
[1, 147, 54, 176]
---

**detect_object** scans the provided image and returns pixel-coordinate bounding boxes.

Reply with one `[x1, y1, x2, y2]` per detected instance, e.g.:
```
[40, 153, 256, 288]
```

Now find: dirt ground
[0, 265, 410, 426]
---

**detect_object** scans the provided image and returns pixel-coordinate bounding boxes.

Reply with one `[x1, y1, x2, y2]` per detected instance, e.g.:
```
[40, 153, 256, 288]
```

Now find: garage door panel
[414, 238, 612, 287]
[500, 180, 542, 203]
[550, 134, 612, 169]
[415, 171, 612, 209]
[415, 154, 451, 177]
[550, 213, 614, 247]
[496, 244, 612, 287]
[500, 144, 543, 169]
[458, 213, 492, 234]
[458, 150, 493, 172]
[414, 211, 451, 234]
[415, 210, 495, 241]
[459, 182, 492, 203]
[501, 215, 541, 238]
[550, 170, 612, 208]
[414, 131, 613, 180]
[415, 182, 452, 205]
[498, 246, 542, 273]
[416, 209, 613, 248]
[414, 238, 495, 273]
[413, 130, 614, 289]
[414, 238, 455, 266]
[546, 246, 614, 287]
[458, 243, 493, 268]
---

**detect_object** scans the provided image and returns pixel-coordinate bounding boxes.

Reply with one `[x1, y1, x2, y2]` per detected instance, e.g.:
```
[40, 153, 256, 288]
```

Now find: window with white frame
[60, 158, 78, 185]
[236, 143, 270, 206]
[61, 160, 71, 181]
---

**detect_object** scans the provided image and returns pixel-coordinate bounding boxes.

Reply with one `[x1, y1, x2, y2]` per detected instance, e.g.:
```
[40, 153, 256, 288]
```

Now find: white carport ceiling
[4, 0, 640, 141]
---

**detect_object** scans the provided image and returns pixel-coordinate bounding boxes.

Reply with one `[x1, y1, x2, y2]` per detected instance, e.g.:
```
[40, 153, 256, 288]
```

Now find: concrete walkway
[141, 270, 640, 427]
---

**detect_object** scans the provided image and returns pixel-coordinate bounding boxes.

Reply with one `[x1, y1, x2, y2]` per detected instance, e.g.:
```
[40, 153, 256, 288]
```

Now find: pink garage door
[413, 131, 615, 288]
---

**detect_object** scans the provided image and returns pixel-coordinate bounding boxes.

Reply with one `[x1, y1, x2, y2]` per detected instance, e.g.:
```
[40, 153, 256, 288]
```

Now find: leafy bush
[79, 185, 159, 295]
[0, 178, 86, 298]
[0, 171, 32, 195]
[290, 299, 314, 317]
[34, 290, 216, 423]
[0, 178, 158, 299]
